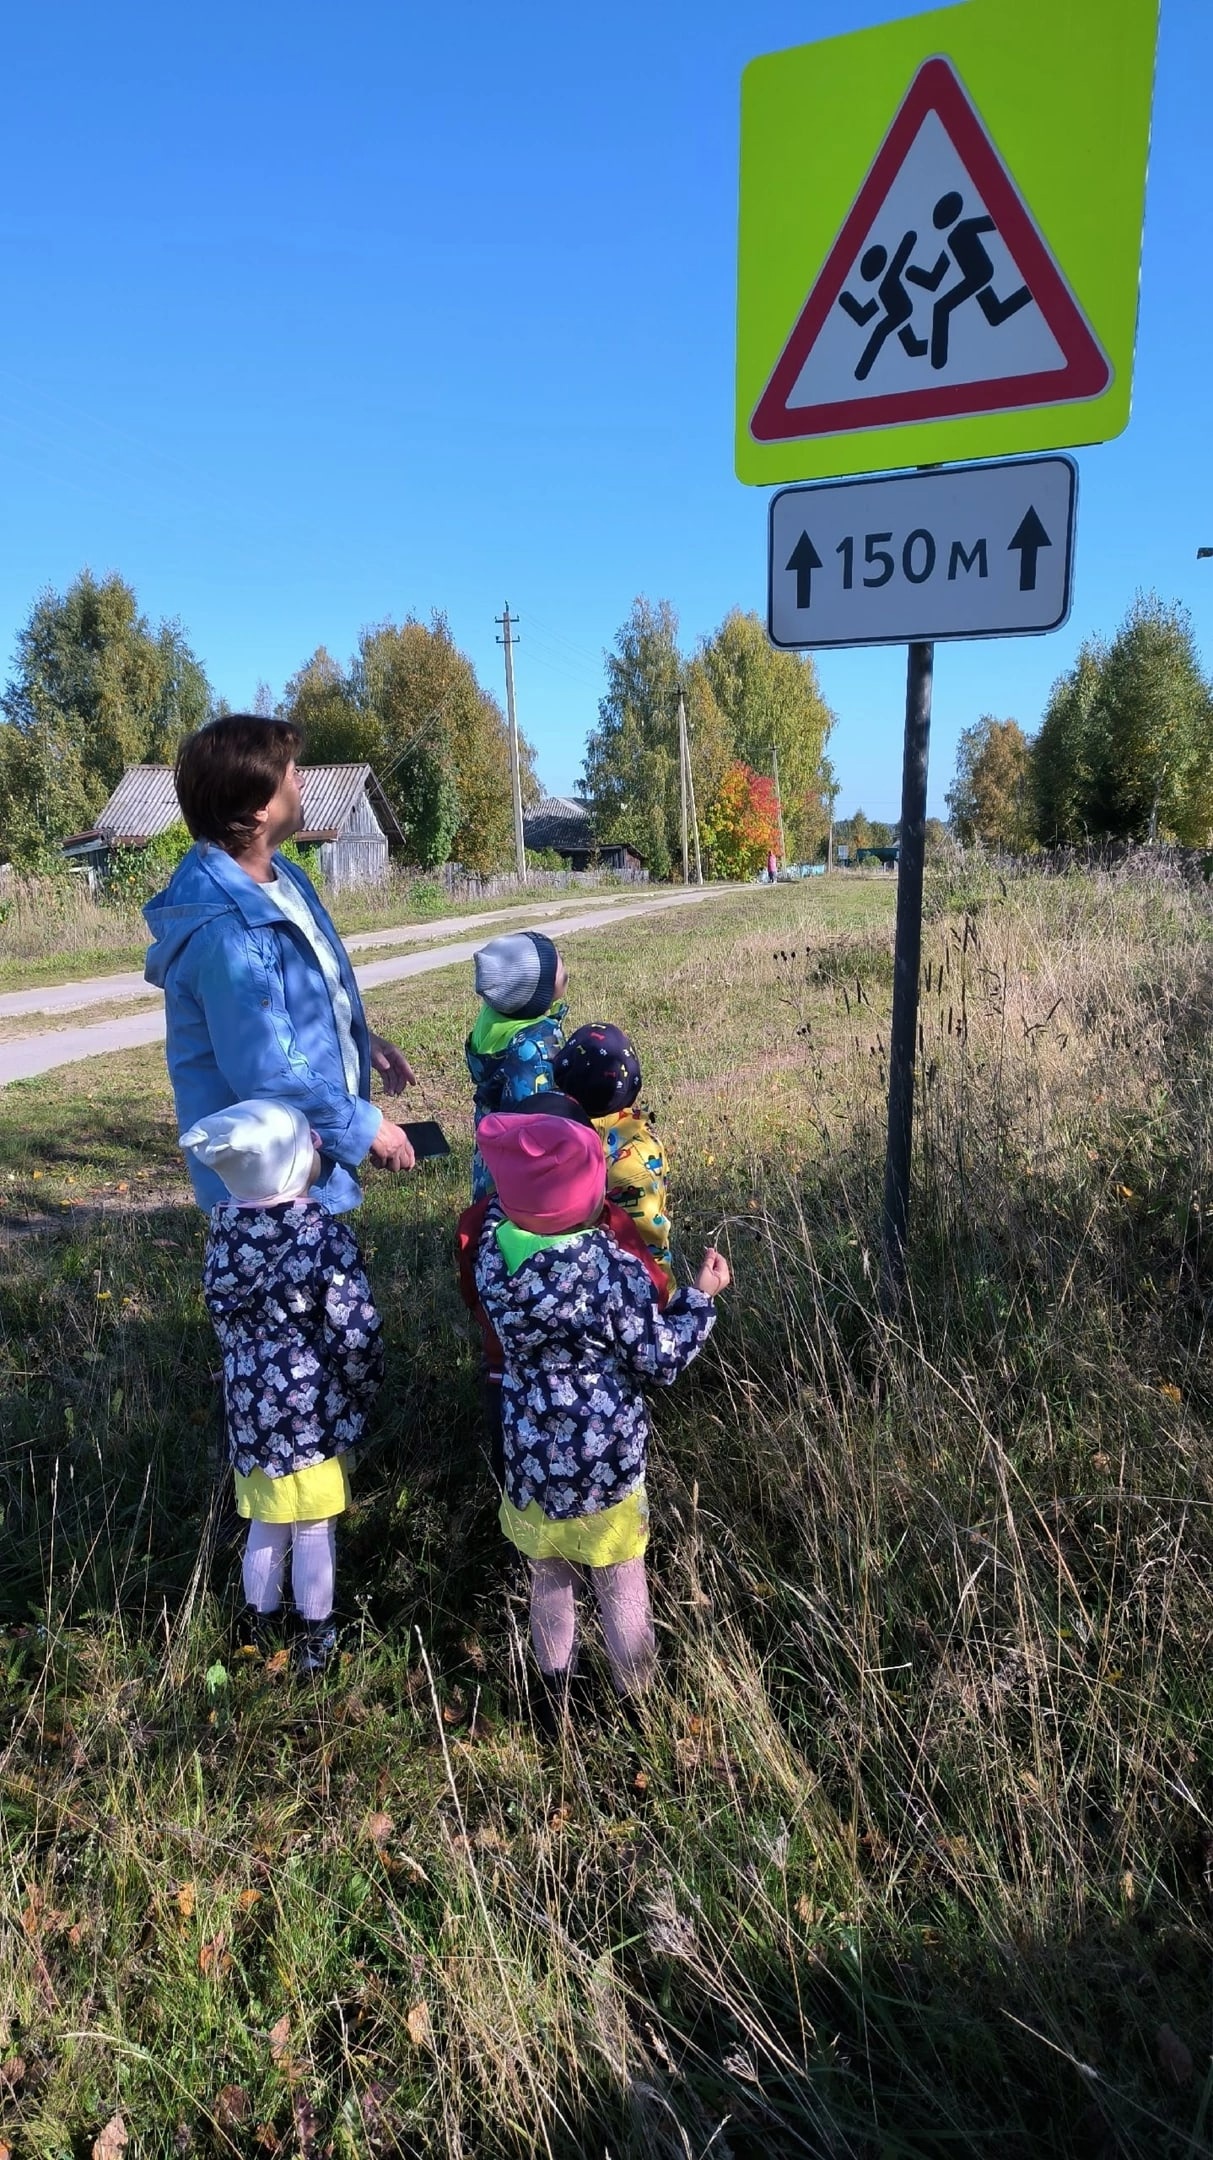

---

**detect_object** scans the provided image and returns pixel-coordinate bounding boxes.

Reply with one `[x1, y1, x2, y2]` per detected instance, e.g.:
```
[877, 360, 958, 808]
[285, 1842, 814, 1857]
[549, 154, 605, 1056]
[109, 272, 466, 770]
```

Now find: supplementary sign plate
[768, 455, 1076, 649]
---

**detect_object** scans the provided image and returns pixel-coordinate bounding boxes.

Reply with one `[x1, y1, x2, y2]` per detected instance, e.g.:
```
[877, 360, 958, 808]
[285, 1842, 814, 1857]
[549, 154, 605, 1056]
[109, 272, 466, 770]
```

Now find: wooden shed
[523, 794, 645, 874]
[62, 763, 402, 891]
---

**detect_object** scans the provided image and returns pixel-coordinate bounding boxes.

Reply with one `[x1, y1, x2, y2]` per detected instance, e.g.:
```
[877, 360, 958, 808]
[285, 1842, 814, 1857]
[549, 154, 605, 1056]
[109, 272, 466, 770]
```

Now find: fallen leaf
[0, 2057, 26, 2089]
[632, 1770, 650, 1794]
[268, 2014, 292, 2065]
[1120, 1870, 1135, 1903]
[264, 1647, 290, 1679]
[1091, 1452, 1112, 1472]
[1159, 1382, 1182, 1404]
[199, 1933, 232, 1976]
[215, 2085, 252, 2132]
[1157, 2024, 1193, 2086]
[176, 1881, 196, 1922]
[237, 1887, 262, 1912]
[92, 2115, 128, 2160]
[406, 2001, 433, 2048]
[365, 1812, 395, 1847]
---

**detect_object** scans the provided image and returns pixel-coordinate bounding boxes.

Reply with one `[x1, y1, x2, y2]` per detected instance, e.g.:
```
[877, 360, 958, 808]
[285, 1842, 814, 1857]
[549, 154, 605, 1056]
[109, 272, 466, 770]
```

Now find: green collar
[495, 1220, 591, 1275]
[469, 999, 565, 1056]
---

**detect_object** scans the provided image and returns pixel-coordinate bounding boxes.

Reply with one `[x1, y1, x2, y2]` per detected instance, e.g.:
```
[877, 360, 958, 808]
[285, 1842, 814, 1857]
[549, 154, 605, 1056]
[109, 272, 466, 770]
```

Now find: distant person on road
[464, 931, 569, 1198]
[181, 1098, 383, 1675]
[767, 849, 779, 883]
[145, 713, 418, 1214]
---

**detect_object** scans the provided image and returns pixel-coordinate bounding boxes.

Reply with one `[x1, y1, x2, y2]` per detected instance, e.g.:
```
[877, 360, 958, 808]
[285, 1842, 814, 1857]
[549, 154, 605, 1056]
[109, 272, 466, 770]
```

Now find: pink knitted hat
[477, 1111, 606, 1234]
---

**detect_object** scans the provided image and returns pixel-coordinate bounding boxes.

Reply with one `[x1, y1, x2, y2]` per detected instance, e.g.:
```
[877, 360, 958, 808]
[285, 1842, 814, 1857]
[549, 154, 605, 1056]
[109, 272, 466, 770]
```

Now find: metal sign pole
[881, 638, 933, 1308]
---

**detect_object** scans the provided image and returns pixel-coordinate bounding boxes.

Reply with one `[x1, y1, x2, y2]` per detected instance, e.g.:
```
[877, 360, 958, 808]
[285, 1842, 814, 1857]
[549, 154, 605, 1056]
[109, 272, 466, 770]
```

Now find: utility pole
[677, 693, 690, 884]
[687, 736, 703, 884]
[496, 605, 527, 884]
[771, 740, 787, 868]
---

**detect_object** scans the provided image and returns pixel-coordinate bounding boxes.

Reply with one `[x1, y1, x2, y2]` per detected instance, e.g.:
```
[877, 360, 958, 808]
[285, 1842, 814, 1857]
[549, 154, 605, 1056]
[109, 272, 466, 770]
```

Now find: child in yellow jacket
[554, 1023, 673, 1292]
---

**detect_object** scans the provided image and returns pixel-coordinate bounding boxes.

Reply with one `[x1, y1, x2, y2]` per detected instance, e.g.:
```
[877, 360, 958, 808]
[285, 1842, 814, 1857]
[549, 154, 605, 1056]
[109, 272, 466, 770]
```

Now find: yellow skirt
[500, 1484, 649, 1566]
[234, 1452, 355, 1524]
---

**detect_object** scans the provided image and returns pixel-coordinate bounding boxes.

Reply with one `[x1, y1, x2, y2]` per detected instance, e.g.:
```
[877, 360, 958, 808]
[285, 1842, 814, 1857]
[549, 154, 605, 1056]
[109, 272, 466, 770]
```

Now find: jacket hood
[144, 842, 302, 987]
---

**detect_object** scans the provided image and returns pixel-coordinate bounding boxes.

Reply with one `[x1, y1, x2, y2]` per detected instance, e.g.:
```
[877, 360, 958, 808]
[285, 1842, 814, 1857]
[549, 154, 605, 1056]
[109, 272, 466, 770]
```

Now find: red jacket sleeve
[455, 1197, 504, 1375]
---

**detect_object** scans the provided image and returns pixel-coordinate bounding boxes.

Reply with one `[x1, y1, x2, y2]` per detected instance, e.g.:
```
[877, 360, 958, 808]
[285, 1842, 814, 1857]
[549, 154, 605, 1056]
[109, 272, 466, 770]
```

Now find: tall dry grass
[2, 869, 1212, 2156]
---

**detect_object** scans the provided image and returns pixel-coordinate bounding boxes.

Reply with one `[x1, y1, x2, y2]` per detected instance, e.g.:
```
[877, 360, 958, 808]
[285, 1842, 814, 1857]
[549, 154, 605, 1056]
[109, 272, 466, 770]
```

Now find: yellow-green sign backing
[736, 0, 1158, 484]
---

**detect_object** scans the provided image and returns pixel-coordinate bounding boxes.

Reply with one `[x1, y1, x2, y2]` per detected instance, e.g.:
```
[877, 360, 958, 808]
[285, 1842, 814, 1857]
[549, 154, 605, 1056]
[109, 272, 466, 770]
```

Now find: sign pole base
[881, 638, 933, 1311]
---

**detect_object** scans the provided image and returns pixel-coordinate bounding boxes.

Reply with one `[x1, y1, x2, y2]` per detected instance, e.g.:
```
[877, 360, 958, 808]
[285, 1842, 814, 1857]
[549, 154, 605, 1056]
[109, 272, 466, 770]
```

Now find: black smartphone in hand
[403, 1120, 451, 1161]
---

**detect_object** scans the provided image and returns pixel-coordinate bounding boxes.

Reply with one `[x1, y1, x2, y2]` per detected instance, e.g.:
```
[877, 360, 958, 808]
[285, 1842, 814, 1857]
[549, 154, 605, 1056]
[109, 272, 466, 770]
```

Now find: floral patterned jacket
[201, 1201, 384, 1478]
[472, 1203, 715, 1522]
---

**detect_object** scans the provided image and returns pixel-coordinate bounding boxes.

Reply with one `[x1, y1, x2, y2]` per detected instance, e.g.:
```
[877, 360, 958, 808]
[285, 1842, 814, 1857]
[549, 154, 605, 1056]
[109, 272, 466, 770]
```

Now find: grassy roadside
[0, 876, 642, 995]
[3, 870, 1213, 2157]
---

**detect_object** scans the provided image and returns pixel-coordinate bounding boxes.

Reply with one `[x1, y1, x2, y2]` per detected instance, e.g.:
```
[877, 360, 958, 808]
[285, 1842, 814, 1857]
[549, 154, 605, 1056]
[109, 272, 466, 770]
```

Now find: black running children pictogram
[837, 191, 1032, 380]
[838, 233, 931, 381]
[920, 191, 1031, 368]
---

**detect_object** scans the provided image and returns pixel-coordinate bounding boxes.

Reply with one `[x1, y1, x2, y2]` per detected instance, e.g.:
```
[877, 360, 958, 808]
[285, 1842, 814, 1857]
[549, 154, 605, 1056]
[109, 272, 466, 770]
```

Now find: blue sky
[0, 0, 1208, 822]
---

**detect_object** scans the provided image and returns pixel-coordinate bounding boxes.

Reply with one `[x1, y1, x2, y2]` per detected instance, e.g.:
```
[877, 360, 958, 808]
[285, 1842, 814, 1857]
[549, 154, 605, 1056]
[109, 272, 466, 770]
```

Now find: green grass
[0, 875, 641, 994]
[3, 871, 1213, 2157]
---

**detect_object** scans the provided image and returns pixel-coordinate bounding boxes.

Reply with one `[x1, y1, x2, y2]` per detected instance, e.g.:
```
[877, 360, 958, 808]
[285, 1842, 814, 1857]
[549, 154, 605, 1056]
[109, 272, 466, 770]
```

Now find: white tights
[242, 1518, 337, 1622]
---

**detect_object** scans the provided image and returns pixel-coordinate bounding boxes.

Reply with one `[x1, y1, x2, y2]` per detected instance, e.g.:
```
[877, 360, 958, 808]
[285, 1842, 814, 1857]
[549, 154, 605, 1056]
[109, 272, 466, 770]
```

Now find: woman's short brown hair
[174, 715, 303, 853]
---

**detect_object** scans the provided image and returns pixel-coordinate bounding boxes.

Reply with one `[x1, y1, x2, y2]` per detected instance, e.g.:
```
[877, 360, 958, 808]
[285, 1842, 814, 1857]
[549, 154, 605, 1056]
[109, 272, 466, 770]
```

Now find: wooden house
[523, 795, 645, 874]
[61, 763, 402, 890]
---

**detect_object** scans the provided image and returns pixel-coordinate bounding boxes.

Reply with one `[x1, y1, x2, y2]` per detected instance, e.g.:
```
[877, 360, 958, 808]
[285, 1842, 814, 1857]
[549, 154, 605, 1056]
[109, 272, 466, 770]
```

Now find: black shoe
[235, 1606, 280, 1655]
[533, 1669, 573, 1740]
[294, 1619, 339, 1676]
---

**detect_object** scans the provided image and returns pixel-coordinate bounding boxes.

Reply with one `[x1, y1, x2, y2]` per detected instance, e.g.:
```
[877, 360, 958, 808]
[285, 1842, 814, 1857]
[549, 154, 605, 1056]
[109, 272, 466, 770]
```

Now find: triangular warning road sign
[750, 57, 1111, 444]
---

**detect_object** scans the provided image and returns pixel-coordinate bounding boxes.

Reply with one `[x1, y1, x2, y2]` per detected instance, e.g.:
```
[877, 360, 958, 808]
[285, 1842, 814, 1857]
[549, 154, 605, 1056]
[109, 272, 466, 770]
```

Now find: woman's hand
[369, 1033, 417, 1095]
[368, 1119, 416, 1172]
[695, 1247, 732, 1297]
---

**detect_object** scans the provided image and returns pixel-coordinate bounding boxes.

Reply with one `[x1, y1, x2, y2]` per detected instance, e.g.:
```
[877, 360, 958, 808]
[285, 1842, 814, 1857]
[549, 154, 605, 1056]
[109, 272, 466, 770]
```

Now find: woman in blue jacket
[145, 714, 417, 1213]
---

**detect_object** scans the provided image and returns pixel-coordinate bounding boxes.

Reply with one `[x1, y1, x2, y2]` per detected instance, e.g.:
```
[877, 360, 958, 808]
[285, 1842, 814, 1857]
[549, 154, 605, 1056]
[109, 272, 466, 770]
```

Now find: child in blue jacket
[465, 931, 568, 1198]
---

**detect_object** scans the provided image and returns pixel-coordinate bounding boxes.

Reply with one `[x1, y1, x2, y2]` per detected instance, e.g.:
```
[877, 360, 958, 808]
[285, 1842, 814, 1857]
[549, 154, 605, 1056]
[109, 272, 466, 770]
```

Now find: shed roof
[63, 762, 403, 849]
[523, 795, 596, 854]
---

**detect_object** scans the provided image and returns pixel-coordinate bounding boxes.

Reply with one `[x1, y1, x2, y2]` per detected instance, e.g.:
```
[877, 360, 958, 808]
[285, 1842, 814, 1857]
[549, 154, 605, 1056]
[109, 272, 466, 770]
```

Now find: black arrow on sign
[1008, 506, 1052, 592]
[786, 531, 823, 610]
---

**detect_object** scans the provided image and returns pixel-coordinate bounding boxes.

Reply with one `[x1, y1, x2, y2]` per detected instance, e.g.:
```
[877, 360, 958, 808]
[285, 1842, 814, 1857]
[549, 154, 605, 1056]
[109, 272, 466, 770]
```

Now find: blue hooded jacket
[144, 842, 382, 1213]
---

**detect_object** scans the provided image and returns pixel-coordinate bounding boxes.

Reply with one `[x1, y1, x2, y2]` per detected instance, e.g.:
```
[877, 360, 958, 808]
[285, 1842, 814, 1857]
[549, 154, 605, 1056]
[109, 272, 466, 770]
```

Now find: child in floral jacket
[555, 1022, 673, 1291]
[181, 1098, 383, 1674]
[465, 931, 568, 1198]
[473, 1108, 730, 1727]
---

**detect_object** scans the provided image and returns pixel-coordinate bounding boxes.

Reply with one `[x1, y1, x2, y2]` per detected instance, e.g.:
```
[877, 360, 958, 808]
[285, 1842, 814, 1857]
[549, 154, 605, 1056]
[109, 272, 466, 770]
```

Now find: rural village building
[523, 795, 645, 874]
[61, 763, 403, 890]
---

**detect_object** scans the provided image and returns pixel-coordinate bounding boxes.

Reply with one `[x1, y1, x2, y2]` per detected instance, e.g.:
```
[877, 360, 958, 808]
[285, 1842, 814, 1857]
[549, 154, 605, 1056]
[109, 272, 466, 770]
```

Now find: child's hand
[695, 1247, 731, 1297]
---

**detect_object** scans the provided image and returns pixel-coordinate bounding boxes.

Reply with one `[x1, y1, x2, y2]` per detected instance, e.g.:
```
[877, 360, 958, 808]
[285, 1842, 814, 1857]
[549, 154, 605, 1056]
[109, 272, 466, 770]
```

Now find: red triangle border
[750, 56, 1112, 444]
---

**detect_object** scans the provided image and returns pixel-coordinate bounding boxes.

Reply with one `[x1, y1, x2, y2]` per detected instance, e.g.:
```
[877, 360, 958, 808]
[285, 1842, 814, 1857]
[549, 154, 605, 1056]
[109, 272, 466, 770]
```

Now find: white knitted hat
[179, 1099, 317, 1204]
